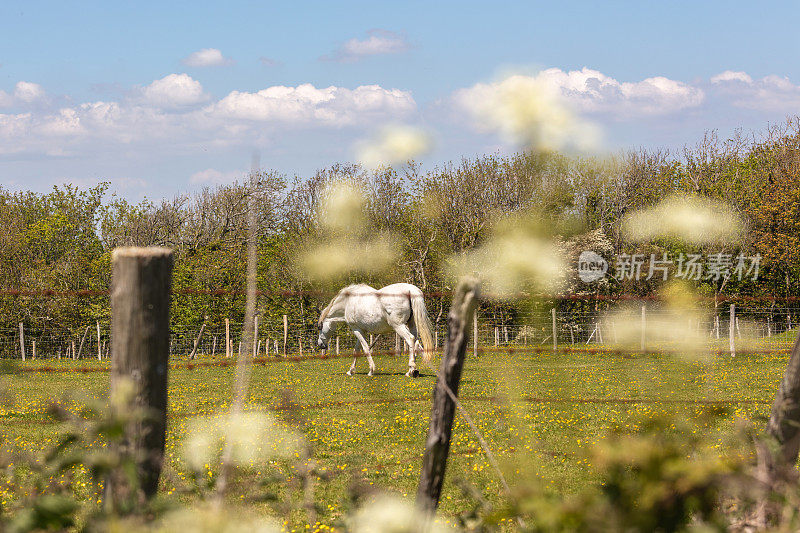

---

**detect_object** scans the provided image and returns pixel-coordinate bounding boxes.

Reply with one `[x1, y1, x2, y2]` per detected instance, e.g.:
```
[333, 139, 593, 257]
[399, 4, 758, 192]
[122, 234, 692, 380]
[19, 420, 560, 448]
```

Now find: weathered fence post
[211, 336, 217, 357]
[417, 277, 480, 516]
[552, 308, 557, 352]
[188, 318, 207, 360]
[494, 326, 499, 347]
[96, 321, 102, 361]
[225, 318, 231, 358]
[758, 327, 800, 523]
[18, 323, 25, 361]
[730, 304, 736, 357]
[77, 326, 92, 359]
[253, 315, 259, 358]
[107, 246, 173, 503]
[336, 336, 340, 355]
[395, 333, 401, 356]
[283, 314, 288, 356]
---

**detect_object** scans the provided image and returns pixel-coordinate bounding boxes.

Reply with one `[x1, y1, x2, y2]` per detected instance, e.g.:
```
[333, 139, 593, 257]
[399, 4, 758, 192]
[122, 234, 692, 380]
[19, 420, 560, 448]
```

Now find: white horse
[316, 283, 434, 377]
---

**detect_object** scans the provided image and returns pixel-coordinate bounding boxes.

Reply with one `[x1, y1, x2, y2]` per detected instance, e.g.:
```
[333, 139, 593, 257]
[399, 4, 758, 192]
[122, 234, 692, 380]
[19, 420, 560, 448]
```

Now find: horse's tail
[411, 290, 435, 361]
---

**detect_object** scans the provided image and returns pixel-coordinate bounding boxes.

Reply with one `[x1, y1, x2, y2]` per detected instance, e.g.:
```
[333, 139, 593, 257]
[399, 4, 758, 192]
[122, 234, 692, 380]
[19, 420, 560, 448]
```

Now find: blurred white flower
[156, 503, 280, 533]
[621, 195, 743, 244]
[299, 181, 401, 281]
[182, 411, 304, 472]
[350, 494, 451, 533]
[356, 125, 433, 169]
[449, 218, 567, 297]
[319, 181, 367, 233]
[454, 74, 601, 151]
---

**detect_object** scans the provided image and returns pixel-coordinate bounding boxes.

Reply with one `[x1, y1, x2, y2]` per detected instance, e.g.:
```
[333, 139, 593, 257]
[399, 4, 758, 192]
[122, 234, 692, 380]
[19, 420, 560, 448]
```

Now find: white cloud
[0, 81, 416, 159]
[711, 70, 753, 84]
[531, 67, 704, 115]
[182, 48, 234, 67]
[142, 73, 208, 107]
[14, 81, 46, 103]
[210, 83, 416, 125]
[189, 168, 243, 185]
[710, 70, 800, 111]
[323, 29, 410, 62]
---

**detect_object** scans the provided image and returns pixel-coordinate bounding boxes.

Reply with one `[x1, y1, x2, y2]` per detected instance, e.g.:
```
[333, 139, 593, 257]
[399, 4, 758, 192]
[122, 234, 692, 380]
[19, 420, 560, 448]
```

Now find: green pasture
[0, 338, 792, 529]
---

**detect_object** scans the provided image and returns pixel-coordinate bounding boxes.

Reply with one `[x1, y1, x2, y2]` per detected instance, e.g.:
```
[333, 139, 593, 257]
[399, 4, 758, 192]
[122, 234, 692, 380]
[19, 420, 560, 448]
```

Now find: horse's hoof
[346, 370, 353, 376]
[367, 370, 374, 376]
[406, 369, 420, 378]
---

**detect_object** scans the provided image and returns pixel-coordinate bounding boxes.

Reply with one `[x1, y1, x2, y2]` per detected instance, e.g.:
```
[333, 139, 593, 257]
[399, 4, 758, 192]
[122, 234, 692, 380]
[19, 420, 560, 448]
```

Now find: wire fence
[2, 300, 799, 360]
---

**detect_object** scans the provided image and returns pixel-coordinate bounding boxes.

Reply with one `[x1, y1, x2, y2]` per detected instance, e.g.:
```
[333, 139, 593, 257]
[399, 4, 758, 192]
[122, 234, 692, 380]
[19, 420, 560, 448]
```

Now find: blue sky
[1, 1, 799, 199]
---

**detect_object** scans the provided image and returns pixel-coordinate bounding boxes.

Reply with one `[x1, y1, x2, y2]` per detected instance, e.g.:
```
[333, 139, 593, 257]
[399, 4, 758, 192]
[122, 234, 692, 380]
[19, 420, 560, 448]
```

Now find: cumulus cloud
[322, 29, 410, 62]
[142, 73, 208, 107]
[710, 70, 753, 84]
[181, 48, 234, 67]
[531, 67, 704, 115]
[210, 83, 416, 125]
[0, 81, 46, 107]
[0, 81, 417, 159]
[14, 81, 46, 103]
[355, 125, 432, 168]
[710, 70, 800, 111]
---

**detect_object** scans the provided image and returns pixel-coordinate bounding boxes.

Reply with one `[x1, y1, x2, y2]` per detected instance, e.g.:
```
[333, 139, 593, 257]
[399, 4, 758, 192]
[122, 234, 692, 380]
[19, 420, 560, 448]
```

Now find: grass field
[0, 338, 792, 529]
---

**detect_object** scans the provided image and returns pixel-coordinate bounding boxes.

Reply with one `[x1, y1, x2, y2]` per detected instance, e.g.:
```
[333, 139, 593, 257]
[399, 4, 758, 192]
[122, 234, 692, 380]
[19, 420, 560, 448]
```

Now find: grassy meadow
[0, 336, 793, 530]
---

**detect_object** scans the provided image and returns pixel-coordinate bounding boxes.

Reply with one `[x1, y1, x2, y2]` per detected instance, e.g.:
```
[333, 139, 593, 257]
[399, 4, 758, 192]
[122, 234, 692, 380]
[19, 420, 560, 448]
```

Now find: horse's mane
[317, 284, 365, 325]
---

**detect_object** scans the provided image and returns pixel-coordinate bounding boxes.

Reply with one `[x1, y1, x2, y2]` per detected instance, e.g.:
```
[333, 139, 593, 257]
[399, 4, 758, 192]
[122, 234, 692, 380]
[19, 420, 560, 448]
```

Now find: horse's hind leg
[352, 329, 375, 376]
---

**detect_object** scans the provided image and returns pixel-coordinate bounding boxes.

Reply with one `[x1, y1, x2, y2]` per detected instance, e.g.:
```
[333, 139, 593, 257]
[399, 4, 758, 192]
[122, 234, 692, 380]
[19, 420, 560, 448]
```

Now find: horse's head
[316, 320, 331, 350]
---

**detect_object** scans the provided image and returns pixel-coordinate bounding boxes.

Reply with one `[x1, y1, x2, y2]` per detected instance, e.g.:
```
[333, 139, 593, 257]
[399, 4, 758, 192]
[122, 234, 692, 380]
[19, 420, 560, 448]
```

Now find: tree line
[2, 119, 799, 351]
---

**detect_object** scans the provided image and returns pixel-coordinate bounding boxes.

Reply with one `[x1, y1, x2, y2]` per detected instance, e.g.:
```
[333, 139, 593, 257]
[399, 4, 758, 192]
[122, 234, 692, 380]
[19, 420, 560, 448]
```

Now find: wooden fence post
[77, 325, 91, 359]
[225, 318, 231, 358]
[71, 340, 76, 360]
[494, 326, 499, 347]
[253, 315, 259, 358]
[417, 277, 480, 516]
[758, 326, 800, 522]
[336, 336, 340, 355]
[211, 336, 217, 357]
[395, 333, 401, 356]
[730, 304, 736, 357]
[188, 318, 207, 360]
[96, 321, 102, 361]
[283, 314, 288, 356]
[552, 308, 557, 352]
[18, 323, 25, 361]
[107, 246, 173, 502]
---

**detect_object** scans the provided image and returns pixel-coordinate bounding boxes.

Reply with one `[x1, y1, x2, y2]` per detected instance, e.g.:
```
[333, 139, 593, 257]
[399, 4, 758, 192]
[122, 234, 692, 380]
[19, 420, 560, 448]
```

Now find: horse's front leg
[394, 324, 420, 378]
[352, 329, 375, 376]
